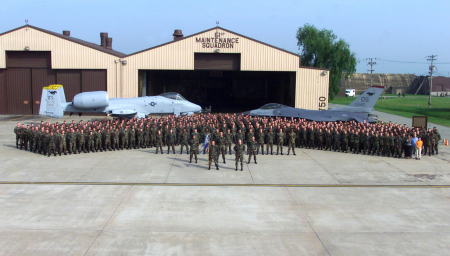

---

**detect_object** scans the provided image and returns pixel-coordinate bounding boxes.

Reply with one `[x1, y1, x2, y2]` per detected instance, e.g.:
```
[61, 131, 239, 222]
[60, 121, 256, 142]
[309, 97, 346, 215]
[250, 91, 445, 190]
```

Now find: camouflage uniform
[104, 130, 112, 150]
[94, 131, 102, 152]
[208, 143, 219, 170]
[58, 132, 68, 155]
[77, 131, 85, 153]
[112, 129, 119, 150]
[276, 131, 285, 155]
[379, 134, 385, 156]
[14, 126, 21, 148]
[155, 132, 163, 154]
[429, 133, 435, 156]
[300, 129, 307, 148]
[372, 135, 380, 156]
[362, 134, 370, 155]
[434, 131, 441, 154]
[234, 143, 246, 171]
[180, 131, 189, 154]
[47, 133, 56, 157]
[128, 128, 136, 149]
[287, 131, 296, 155]
[120, 129, 128, 149]
[308, 129, 315, 149]
[189, 136, 199, 163]
[317, 130, 324, 150]
[353, 133, 360, 154]
[266, 130, 274, 155]
[247, 139, 257, 164]
[235, 132, 245, 147]
[394, 136, 402, 158]
[325, 131, 332, 151]
[225, 132, 233, 155]
[384, 135, 392, 157]
[334, 133, 341, 152]
[256, 131, 265, 154]
[167, 131, 176, 154]
[86, 133, 95, 152]
[32, 129, 41, 152]
[217, 135, 226, 163]
[341, 132, 349, 152]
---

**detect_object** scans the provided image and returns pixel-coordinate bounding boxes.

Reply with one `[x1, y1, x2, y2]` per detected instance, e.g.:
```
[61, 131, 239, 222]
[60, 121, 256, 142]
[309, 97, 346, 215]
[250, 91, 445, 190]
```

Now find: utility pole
[366, 58, 377, 87]
[427, 55, 437, 108]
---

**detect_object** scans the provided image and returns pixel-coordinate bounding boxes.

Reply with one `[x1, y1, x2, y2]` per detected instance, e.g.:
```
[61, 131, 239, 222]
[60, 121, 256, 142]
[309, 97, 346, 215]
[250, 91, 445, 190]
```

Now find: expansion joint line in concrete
[163, 153, 177, 183]
[301, 149, 342, 184]
[84, 185, 133, 256]
[285, 187, 331, 256]
[0, 181, 449, 188]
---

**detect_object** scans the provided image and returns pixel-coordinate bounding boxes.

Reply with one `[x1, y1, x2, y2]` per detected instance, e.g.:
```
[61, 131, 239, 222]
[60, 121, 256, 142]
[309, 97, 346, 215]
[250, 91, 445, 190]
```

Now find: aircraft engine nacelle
[72, 91, 109, 109]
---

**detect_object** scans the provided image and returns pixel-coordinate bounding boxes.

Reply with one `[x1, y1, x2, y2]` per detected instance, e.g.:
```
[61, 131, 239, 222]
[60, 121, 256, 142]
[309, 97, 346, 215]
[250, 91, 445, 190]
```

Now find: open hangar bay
[0, 113, 450, 255]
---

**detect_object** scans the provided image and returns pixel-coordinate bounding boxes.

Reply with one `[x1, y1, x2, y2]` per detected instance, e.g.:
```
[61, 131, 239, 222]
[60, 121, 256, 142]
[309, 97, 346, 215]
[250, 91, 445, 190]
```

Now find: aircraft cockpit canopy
[159, 92, 188, 101]
[259, 103, 288, 110]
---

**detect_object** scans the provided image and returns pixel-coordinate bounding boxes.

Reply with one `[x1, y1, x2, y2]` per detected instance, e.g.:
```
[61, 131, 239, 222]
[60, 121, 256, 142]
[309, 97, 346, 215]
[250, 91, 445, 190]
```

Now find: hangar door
[194, 53, 240, 70]
[0, 51, 107, 114]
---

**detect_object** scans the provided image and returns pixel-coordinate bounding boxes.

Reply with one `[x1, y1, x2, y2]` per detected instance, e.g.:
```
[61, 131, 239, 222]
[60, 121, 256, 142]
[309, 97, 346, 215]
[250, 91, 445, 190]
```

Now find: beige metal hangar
[122, 27, 330, 112]
[0, 25, 126, 115]
[0, 24, 329, 115]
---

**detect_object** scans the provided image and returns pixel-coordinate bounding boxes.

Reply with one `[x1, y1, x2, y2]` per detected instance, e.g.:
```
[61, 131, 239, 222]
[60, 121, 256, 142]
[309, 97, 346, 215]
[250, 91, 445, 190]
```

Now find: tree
[296, 24, 356, 100]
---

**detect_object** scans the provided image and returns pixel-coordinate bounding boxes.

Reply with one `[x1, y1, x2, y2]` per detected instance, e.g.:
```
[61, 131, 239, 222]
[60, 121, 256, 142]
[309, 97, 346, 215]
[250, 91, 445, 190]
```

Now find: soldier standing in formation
[208, 140, 219, 170]
[234, 139, 245, 171]
[190, 134, 199, 163]
[287, 129, 296, 155]
[14, 115, 441, 163]
[247, 136, 257, 164]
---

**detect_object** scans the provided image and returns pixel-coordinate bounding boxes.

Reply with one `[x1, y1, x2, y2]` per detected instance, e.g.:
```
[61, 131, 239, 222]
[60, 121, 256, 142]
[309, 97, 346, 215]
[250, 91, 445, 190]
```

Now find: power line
[376, 58, 450, 64]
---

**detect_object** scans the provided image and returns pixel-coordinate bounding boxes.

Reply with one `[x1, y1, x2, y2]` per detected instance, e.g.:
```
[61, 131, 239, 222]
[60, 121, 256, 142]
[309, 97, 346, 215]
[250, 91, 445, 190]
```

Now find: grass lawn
[330, 95, 450, 127]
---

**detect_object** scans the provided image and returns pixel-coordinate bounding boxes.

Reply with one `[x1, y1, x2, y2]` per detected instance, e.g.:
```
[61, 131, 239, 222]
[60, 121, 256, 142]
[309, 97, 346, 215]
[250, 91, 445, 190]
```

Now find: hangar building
[0, 25, 329, 115]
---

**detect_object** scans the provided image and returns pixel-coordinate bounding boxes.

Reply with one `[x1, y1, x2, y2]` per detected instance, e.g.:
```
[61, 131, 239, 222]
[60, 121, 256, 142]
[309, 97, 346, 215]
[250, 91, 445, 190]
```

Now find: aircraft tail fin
[39, 84, 66, 118]
[348, 86, 384, 109]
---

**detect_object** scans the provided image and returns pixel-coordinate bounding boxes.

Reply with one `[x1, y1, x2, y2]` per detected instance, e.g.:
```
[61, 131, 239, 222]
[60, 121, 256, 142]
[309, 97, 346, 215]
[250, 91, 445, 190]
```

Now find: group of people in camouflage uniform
[13, 113, 441, 170]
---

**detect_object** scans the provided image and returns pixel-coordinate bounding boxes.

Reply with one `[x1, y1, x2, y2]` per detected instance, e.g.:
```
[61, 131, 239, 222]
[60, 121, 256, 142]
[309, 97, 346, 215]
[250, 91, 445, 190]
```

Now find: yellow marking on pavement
[0, 181, 449, 188]
[0, 115, 31, 124]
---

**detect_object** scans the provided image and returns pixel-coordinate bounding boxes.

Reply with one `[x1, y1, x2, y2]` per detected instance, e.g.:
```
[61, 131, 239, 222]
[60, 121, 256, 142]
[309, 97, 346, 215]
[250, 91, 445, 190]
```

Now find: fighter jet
[39, 85, 202, 118]
[244, 86, 384, 123]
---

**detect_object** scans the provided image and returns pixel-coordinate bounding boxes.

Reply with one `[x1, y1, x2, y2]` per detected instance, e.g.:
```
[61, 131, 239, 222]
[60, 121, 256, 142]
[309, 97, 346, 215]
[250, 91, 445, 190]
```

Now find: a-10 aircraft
[243, 86, 384, 123]
[39, 85, 202, 118]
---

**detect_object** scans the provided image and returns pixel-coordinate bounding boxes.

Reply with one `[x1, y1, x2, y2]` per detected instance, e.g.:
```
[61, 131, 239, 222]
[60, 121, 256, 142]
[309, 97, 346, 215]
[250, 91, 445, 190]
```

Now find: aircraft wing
[248, 106, 374, 123]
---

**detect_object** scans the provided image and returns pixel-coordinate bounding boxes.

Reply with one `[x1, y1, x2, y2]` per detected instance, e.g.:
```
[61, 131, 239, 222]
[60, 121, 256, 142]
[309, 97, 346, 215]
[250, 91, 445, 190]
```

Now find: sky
[1, 0, 449, 76]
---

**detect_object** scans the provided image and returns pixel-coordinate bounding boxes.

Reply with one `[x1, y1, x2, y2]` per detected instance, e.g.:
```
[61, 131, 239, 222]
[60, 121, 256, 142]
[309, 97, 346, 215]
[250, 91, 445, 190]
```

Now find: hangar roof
[127, 26, 301, 59]
[0, 25, 127, 58]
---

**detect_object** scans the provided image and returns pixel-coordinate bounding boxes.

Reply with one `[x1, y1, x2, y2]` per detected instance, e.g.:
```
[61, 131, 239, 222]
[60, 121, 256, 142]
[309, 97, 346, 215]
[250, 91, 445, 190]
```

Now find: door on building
[6, 69, 32, 115]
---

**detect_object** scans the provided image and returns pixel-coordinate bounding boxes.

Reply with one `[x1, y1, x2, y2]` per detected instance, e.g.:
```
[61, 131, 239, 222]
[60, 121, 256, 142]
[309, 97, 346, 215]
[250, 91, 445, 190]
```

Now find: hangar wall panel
[6, 51, 51, 68]
[295, 68, 329, 110]
[81, 70, 107, 92]
[32, 69, 56, 114]
[0, 70, 6, 114]
[56, 70, 81, 103]
[6, 69, 32, 115]
[0, 27, 120, 97]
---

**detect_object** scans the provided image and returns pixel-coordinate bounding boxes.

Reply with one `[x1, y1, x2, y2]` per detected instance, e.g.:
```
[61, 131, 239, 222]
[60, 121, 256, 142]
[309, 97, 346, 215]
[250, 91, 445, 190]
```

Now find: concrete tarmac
[1, 114, 450, 255]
